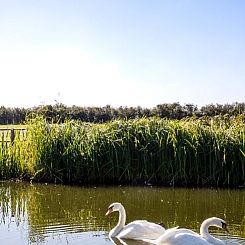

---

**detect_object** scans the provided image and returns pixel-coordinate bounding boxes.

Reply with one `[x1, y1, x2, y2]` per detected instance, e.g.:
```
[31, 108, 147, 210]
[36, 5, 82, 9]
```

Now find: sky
[0, 0, 244, 109]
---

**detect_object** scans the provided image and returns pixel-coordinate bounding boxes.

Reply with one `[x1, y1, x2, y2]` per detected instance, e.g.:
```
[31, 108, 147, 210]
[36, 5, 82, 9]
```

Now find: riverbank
[0, 115, 244, 187]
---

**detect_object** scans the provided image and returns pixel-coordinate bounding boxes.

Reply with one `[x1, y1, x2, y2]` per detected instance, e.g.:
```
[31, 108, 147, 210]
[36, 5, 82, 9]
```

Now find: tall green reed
[0, 115, 244, 187]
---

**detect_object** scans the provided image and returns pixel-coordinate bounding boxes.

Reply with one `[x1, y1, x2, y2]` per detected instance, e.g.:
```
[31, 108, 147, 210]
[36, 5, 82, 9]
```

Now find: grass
[0, 115, 244, 187]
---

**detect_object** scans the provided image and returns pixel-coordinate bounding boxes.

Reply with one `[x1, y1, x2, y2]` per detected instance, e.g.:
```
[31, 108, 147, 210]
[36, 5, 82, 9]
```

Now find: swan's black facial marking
[106, 204, 114, 216]
[221, 221, 229, 232]
[107, 205, 114, 213]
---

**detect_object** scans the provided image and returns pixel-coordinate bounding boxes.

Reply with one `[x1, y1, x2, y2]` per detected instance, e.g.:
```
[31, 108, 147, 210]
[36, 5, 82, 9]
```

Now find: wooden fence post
[10, 129, 15, 145]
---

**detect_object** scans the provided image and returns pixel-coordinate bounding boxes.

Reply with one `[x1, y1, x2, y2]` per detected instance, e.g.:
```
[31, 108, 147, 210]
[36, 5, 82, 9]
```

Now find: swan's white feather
[117, 220, 165, 240]
[142, 228, 199, 244]
[156, 230, 212, 245]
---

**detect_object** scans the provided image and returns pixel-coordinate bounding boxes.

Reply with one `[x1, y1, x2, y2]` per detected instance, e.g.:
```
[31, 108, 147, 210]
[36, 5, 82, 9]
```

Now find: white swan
[143, 217, 228, 245]
[106, 202, 166, 240]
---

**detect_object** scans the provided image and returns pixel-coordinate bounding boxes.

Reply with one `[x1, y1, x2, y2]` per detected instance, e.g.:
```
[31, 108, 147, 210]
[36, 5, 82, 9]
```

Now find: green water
[0, 181, 244, 244]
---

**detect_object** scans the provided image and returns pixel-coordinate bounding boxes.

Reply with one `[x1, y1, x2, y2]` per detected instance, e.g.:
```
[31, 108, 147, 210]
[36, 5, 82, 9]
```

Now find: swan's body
[143, 217, 228, 245]
[106, 202, 166, 240]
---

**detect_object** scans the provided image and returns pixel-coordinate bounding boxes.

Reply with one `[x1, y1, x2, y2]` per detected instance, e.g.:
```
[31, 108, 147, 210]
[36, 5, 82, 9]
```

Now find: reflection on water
[0, 181, 244, 244]
[110, 237, 150, 245]
[110, 236, 245, 245]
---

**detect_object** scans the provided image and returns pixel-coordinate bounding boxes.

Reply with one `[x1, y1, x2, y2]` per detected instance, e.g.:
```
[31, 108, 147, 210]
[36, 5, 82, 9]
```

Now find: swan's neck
[110, 206, 126, 237]
[200, 219, 224, 245]
[117, 205, 126, 229]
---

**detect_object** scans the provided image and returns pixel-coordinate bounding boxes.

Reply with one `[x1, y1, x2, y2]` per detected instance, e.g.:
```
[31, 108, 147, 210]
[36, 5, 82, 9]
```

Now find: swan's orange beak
[105, 207, 113, 216]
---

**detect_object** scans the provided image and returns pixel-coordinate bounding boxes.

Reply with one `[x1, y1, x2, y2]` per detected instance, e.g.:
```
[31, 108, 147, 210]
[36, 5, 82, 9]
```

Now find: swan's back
[156, 229, 212, 245]
[117, 220, 165, 240]
[167, 233, 212, 245]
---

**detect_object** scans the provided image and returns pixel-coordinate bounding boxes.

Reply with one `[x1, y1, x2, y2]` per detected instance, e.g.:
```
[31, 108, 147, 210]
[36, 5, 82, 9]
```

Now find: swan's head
[206, 217, 229, 232]
[106, 202, 122, 216]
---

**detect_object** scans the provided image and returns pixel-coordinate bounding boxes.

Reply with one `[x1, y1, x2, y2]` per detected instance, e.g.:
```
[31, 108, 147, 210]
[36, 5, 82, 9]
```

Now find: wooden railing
[0, 128, 27, 144]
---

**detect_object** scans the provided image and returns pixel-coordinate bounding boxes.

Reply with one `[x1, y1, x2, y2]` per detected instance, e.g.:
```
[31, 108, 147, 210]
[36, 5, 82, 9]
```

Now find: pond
[0, 181, 244, 244]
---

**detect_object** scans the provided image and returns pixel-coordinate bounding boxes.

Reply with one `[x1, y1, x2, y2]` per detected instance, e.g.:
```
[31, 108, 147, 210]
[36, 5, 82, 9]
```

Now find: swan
[106, 202, 166, 240]
[142, 217, 228, 245]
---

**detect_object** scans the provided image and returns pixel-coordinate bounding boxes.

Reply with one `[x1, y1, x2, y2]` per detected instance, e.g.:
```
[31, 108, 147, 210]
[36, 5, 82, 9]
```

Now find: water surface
[0, 181, 244, 244]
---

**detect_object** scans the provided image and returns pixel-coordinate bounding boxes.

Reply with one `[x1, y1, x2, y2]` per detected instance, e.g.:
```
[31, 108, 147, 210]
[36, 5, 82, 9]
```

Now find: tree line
[0, 102, 244, 124]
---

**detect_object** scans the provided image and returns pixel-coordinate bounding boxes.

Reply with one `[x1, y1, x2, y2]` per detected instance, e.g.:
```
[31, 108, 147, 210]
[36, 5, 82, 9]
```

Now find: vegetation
[0, 102, 245, 124]
[0, 115, 244, 187]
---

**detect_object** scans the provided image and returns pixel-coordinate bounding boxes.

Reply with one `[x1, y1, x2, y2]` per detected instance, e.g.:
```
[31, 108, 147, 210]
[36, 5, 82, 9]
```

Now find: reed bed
[0, 115, 244, 187]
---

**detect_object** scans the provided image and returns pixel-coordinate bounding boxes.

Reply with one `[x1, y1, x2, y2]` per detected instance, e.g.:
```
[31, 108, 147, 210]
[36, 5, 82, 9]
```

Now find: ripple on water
[31, 222, 104, 237]
[216, 234, 245, 245]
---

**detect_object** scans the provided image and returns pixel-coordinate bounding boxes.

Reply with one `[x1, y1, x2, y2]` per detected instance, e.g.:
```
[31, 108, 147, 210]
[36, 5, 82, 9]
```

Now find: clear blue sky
[0, 0, 244, 108]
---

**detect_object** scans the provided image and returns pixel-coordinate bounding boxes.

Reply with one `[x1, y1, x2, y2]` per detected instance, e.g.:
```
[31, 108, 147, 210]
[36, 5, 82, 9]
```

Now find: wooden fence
[0, 128, 27, 145]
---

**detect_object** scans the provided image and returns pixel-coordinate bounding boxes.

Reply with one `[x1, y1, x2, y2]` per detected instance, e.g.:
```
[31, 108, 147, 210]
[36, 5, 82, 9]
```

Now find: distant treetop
[0, 102, 244, 124]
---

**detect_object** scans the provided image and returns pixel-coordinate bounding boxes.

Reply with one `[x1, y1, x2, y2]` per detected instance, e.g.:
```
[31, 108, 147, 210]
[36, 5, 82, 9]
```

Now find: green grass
[0, 115, 244, 187]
